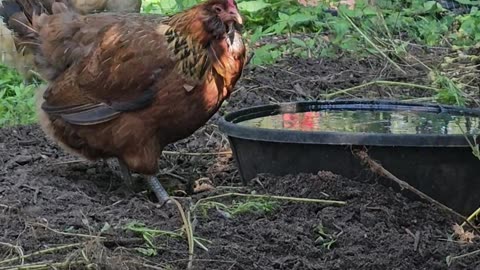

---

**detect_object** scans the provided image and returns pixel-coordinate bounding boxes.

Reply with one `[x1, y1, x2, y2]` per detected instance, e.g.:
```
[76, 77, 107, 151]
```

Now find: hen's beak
[226, 9, 243, 25]
[231, 12, 243, 25]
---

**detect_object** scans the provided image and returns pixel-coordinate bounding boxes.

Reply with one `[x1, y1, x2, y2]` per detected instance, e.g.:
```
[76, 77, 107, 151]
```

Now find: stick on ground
[354, 150, 480, 235]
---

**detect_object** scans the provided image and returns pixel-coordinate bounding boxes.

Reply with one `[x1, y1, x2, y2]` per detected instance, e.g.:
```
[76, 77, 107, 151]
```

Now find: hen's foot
[105, 159, 170, 204]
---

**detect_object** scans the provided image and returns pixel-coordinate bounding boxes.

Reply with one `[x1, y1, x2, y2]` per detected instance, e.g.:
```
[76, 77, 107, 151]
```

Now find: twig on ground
[0, 259, 86, 270]
[0, 242, 24, 265]
[51, 159, 86, 165]
[354, 150, 480, 235]
[446, 249, 480, 267]
[404, 229, 421, 251]
[162, 151, 232, 157]
[32, 223, 104, 239]
[0, 243, 83, 266]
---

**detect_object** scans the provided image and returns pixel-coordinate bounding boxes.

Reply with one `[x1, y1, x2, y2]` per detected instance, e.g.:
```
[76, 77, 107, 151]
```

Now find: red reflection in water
[282, 112, 321, 131]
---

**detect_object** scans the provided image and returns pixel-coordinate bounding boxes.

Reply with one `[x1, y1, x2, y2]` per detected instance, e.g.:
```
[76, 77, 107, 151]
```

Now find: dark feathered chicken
[0, 0, 246, 203]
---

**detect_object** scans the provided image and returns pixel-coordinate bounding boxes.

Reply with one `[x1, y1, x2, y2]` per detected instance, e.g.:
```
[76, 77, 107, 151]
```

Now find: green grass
[125, 221, 211, 256]
[197, 198, 279, 217]
[0, 64, 38, 126]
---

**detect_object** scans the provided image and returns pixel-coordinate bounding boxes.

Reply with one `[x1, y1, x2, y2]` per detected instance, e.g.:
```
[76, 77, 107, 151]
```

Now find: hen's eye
[213, 5, 223, 13]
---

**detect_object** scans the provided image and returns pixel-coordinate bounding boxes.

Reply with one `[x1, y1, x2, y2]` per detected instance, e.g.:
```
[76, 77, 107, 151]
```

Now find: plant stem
[462, 207, 480, 227]
[162, 151, 232, 156]
[193, 192, 346, 212]
[0, 243, 83, 265]
[0, 260, 86, 270]
[447, 249, 480, 266]
[322, 80, 439, 99]
[342, 13, 406, 74]
[33, 223, 105, 239]
[171, 199, 195, 270]
[354, 150, 480, 235]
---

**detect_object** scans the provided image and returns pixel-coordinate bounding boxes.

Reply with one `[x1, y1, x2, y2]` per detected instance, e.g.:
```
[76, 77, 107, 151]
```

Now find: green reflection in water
[238, 110, 480, 135]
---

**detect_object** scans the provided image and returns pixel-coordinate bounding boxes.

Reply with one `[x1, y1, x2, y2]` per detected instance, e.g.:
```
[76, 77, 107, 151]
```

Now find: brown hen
[0, 0, 246, 203]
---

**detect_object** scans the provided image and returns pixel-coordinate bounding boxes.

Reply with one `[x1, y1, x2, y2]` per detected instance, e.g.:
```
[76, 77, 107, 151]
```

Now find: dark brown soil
[1, 55, 479, 270]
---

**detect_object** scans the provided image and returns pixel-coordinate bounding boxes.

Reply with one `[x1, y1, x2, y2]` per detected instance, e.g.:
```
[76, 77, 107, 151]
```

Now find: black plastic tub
[219, 99, 480, 215]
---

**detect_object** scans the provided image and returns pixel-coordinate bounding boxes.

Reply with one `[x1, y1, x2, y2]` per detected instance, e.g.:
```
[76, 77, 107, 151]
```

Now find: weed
[314, 223, 342, 250]
[194, 192, 346, 218]
[430, 71, 467, 105]
[125, 221, 210, 256]
[0, 64, 38, 126]
[197, 198, 279, 217]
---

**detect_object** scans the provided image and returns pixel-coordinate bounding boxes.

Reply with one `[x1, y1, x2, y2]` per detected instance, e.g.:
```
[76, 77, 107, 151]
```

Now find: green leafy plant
[197, 198, 279, 217]
[125, 221, 210, 256]
[0, 64, 38, 126]
[314, 223, 342, 250]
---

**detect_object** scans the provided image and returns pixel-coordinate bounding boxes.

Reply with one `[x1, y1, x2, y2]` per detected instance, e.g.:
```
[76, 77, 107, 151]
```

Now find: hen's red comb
[227, 0, 237, 10]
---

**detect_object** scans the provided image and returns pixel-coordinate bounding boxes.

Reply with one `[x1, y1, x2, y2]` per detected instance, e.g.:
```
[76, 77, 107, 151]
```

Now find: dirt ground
[1, 54, 479, 269]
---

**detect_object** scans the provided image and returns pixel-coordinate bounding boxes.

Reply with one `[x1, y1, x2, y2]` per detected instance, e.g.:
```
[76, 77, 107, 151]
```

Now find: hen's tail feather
[0, 1, 21, 24]
[1, 0, 54, 26]
[0, 0, 62, 54]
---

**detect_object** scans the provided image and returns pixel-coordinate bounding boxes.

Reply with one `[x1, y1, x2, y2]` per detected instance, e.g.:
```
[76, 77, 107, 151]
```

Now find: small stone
[14, 155, 33, 165]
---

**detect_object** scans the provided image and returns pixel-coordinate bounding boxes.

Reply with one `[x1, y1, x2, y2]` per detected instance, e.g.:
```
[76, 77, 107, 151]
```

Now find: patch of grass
[197, 198, 279, 218]
[194, 192, 346, 218]
[314, 223, 342, 250]
[232, 0, 477, 64]
[430, 71, 467, 105]
[0, 64, 38, 126]
[125, 221, 210, 257]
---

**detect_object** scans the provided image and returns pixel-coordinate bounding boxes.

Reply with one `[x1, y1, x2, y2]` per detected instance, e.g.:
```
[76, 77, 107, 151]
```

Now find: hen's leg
[106, 159, 169, 203]
[103, 158, 133, 188]
[118, 158, 134, 188]
[146, 176, 171, 204]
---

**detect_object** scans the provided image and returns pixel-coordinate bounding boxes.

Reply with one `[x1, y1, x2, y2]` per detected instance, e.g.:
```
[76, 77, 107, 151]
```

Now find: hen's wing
[40, 15, 211, 125]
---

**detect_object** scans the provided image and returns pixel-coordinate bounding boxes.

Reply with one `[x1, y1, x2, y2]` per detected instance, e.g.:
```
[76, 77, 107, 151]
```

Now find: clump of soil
[1, 55, 479, 269]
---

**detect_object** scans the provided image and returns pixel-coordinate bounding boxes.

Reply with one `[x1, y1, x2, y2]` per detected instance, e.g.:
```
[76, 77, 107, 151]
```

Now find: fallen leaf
[194, 177, 215, 193]
[452, 223, 476, 243]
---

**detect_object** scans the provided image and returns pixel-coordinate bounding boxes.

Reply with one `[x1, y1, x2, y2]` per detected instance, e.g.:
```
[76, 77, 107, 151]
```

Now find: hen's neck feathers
[167, 5, 220, 46]
[162, 2, 245, 85]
